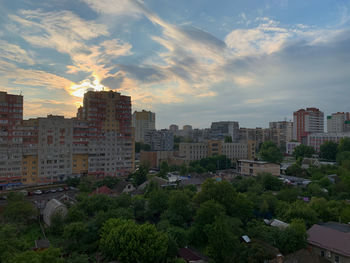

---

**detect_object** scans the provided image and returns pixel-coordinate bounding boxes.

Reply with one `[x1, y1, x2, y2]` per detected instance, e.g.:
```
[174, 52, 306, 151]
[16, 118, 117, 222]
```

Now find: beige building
[237, 160, 280, 176]
[179, 141, 249, 162]
[132, 110, 155, 142]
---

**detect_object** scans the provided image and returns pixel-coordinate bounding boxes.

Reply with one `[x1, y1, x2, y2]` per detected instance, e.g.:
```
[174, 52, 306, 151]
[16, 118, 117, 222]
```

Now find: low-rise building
[307, 222, 350, 263]
[286, 141, 301, 155]
[237, 160, 280, 176]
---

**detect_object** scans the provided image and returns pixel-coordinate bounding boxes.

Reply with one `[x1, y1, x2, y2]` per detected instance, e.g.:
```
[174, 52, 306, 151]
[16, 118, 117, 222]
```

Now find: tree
[159, 161, 170, 178]
[278, 219, 307, 254]
[100, 218, 168, 263]
[194, 179, 237, 216]
[132, 164, 149, 186]
[320, 141, 338, 161]
[293, 144, 315, 159]
[164, 191, 194, 226]
[204, 215, 242, 263]
[224, 136, 232, 143]
[336, 151, 350, 165]
[0, 224, 27, 261]
[257, 173, 283, 191]
[338, 138, 350, 153]
[259, 141, 283, 163]
[1, 193, 37, 224]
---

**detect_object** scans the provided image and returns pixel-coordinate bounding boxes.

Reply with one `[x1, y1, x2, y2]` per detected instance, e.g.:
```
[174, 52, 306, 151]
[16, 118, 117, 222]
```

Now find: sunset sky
[0, 0, 350, 129]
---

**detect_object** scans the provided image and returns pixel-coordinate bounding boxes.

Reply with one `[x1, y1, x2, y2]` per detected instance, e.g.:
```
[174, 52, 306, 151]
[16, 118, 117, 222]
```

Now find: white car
[33, 190, 42, 195]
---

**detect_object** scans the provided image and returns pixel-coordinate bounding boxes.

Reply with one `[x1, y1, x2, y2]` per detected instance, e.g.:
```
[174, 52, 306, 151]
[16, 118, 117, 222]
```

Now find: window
[321, 250, 325, 257]
[335, 255, 340, 263]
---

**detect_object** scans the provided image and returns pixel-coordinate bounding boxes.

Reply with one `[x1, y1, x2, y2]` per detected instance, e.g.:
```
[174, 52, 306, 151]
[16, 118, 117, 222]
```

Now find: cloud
[0, 40, 35, 65]
[82, 0, 143, 17]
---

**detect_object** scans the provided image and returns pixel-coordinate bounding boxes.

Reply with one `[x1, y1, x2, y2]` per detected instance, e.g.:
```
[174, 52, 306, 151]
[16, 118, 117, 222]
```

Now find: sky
[0, 0, 350, 129]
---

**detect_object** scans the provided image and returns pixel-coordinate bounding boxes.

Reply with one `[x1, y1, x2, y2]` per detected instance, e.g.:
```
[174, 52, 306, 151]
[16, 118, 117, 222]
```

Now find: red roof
[307, 223, 350, 257]
[92, 186, 112, 195]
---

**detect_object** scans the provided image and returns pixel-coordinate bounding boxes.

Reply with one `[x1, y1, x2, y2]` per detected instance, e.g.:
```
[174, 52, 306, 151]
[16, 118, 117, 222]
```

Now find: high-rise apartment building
[78, 90, 134, 176]
[0, 92, 23, 189]
[144, 129, 174, 151]
[269, 121, 293, 147]
[211, 121, 239, 141]
[293, 108, 324, 143]
[327, 112, 350, 133]
[169, 124, 179, 135]
[132, 110, 155, 142]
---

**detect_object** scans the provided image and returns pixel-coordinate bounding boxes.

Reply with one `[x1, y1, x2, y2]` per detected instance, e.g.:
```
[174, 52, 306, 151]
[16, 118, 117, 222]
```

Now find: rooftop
[307, 222, 350, 257]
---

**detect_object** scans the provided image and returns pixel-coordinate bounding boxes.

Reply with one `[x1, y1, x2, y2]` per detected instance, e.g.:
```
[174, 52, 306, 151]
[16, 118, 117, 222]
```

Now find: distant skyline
[0, 0, 350, 129]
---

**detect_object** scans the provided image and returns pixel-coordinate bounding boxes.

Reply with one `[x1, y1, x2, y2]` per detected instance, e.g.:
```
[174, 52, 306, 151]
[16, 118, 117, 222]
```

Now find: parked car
[43, 190, 51, 194]
[0, 195, 7, 200]
[50, 189, 57, 193]
[57, 187, 64, 192]
[33, 190, 42, 195]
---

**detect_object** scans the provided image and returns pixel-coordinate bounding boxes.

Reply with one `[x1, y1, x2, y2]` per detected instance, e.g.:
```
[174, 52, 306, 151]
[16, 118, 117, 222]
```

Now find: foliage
[257, 173, 283, 191]
[320, 141, 338, 161]
[224, 136, 232, 143]
[292, 144, 315, 159]
[135, 142, 151, 153]
[338, 138, 350, 153]
[1, 193, 37, 224]
[100, 218, 168, 263]
[259, 141, 283, 163]
[131, 164, 149, 186]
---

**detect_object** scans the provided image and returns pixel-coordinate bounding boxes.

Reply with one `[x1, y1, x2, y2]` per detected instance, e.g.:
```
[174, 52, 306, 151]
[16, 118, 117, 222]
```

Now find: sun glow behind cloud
[69, 75, 107, 98]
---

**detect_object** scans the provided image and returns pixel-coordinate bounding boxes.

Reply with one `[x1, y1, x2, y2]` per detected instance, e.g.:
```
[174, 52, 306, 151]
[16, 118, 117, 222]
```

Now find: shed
[43, 199, 67, 226]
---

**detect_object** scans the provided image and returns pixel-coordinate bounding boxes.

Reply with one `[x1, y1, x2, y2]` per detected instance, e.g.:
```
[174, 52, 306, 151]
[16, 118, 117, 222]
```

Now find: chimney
[276, 254, 283, 263]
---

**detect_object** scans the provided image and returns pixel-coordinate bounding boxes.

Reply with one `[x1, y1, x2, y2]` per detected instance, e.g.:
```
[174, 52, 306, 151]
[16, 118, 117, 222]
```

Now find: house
[114, 181, 135, 195]
[91, 186, 112, 195]
[43, 199, 67, 226]
[134, 176, 169, 194]
[301, 158, 320, 169]
[270, 249, 329, 263]
[178, 247, 209, 263]
[307, 222, 350, 263]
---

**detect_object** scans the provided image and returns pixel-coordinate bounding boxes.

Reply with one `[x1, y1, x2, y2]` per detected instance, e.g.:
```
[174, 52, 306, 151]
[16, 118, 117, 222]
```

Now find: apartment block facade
[0, 90, 134, 190]
[78, 90, 134, 177]
[132, 110, 155, 142]
[144, 129, 174, 151]
[179, 141, 249, 162]
[0, 92, 23, 189]
[307, 132, 350, 152]
[327, 112, 350, 133]
[293, 108, 324, 143]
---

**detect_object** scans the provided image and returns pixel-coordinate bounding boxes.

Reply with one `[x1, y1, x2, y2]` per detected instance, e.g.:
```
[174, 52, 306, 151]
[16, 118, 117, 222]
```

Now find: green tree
[100, 218, 168, 263]
[278, 219, 307, 254]
[259, 141, 283, 163]
[293, 144, 315, 159]
[0, 224, 26, 261]
[257, 173, 283, 191]
[132, 164, 149, 186]
[164, 191, 194, 226]
[320, 141, 338, 161]
[336, 151, 350, 166]
[338, 138, 350, 153]
[1, 193, 37, 224]
[204, 215, 242, 263]
[224, 136, 232, 143]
